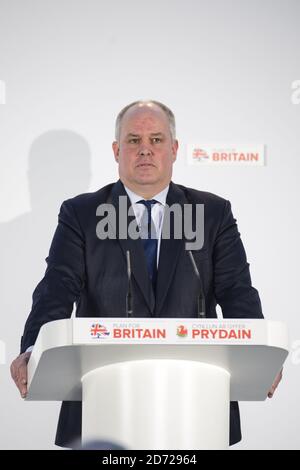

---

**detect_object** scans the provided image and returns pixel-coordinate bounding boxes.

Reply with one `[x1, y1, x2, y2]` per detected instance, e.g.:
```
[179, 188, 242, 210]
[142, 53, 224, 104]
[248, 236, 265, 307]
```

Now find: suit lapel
[155, 182, 187, 316]
[108, 180, 155, 313]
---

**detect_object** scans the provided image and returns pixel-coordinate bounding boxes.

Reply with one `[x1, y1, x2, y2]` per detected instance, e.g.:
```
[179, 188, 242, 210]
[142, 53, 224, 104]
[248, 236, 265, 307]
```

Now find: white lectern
[26, 318, 288, 450]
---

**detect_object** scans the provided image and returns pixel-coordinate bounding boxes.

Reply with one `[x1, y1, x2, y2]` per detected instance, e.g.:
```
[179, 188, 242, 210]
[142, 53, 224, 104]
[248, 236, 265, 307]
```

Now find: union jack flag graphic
[192, 148, 209, 161]
[90, 323, 110, 338]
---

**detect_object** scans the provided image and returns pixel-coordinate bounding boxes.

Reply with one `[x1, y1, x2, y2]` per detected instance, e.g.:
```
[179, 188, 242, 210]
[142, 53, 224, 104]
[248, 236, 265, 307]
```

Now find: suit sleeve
[213, 200, 263, 319]
[20, 200, 86, 353]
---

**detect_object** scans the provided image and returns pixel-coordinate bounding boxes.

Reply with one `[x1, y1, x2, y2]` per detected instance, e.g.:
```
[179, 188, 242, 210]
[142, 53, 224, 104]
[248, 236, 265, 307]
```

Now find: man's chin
[134, 176, 159, 186]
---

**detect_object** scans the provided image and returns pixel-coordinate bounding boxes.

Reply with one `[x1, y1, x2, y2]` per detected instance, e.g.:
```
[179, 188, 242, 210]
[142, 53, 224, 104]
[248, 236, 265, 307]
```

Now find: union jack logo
[90, 323, 110, 338]
[192, 148, 209, 161]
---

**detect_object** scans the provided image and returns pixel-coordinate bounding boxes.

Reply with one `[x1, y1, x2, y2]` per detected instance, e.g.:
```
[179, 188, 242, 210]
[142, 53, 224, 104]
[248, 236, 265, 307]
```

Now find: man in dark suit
[11, 100, 282, 448]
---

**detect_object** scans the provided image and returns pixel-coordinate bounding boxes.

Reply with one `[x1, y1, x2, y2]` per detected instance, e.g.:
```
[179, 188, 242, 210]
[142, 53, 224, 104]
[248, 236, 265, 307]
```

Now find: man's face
[112, 104, 178, 194]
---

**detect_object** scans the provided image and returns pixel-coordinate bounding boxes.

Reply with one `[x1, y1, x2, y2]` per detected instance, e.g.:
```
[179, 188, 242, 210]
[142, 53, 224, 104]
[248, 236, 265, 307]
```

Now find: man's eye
[152, 138, 162, 143]
[129, 138, 139, 144]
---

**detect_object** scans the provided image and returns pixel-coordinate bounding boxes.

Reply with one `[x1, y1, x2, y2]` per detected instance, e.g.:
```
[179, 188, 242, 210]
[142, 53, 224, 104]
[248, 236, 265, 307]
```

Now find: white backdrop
[0, 0, 299, 450]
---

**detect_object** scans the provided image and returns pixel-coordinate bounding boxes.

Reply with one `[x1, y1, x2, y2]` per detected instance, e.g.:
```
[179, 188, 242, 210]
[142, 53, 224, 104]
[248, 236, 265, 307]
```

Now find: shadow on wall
[0, 131, 91, 438]
[0, 130, 91, 449]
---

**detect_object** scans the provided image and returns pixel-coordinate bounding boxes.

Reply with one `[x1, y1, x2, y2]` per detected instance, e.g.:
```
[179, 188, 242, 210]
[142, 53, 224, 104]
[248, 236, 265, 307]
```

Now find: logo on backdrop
[192, 148, 209, 161]
[188, 144, 265, 166]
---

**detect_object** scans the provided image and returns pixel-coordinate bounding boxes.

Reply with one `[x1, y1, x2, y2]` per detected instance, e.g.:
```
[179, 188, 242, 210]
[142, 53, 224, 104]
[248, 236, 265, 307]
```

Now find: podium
[26, 318, 288, 449]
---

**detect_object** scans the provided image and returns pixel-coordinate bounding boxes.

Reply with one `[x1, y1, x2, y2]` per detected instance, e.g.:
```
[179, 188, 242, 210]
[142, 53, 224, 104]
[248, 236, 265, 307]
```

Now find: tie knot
[137, 199, 158, 240]
[137, 199, 158, 210]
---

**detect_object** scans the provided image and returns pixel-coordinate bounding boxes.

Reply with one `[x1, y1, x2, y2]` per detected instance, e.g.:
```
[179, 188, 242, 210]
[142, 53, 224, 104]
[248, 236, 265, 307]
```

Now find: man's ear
[172, 139, 179, 162]
[112, 141, 120, 162]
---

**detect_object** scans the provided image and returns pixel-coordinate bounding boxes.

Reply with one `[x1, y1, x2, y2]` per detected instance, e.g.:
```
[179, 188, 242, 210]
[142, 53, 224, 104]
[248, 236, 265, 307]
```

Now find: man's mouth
[136, 163, 155, 167]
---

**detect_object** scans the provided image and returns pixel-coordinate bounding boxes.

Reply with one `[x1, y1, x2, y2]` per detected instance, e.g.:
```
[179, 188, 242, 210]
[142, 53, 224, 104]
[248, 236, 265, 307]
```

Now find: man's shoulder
[174, 182, 228, 207]
[62, 182, 115, 212]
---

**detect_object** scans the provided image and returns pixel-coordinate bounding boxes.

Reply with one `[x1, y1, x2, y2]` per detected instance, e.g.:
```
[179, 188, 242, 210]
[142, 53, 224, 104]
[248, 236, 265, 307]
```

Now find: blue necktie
[137, 199, 158, 290]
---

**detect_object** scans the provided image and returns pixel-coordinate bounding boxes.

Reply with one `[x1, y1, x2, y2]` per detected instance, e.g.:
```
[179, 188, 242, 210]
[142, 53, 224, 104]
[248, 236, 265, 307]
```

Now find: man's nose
[138, 146, 153, 157]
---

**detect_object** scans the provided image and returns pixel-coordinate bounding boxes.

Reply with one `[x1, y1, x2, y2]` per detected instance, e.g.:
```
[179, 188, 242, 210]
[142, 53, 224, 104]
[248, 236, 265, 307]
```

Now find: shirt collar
[124, 184, 169, 206]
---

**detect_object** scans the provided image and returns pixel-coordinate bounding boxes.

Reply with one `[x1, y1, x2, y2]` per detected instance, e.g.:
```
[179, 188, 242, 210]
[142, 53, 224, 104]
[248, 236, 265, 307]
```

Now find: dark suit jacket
[21, 180, 263, 448]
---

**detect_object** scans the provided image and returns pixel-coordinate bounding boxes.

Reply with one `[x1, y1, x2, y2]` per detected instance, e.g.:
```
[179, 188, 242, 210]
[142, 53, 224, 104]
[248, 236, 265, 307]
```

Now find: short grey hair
[115, 100, 176, 142]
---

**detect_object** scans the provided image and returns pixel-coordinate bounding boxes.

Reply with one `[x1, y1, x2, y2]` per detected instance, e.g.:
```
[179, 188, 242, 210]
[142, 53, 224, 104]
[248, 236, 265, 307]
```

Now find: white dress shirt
[124, 184, 169, 267]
